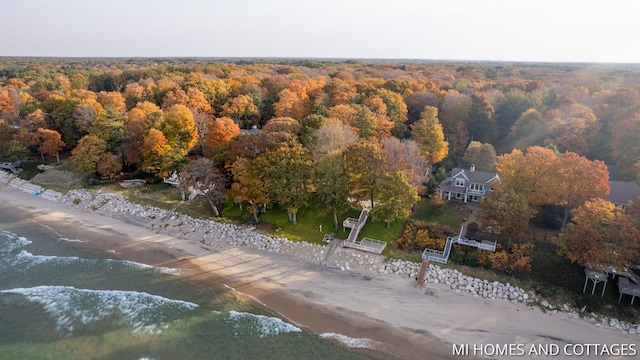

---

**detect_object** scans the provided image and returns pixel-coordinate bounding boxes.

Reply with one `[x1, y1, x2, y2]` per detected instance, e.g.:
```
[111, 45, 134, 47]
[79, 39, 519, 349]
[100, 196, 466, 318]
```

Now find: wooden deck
[340, 208, 387, 255]
[422, 226, 496, 264]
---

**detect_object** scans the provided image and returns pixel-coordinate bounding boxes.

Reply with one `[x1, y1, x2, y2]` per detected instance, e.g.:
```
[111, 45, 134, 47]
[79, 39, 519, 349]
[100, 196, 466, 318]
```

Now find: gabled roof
[606, 181, 640, 206]
[448, 168, 499, 184]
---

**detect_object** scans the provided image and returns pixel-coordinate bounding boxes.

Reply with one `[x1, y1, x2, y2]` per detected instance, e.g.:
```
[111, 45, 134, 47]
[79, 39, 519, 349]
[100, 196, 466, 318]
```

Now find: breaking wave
[0, 286, 198, 334]
[225, 310, 301, 338]
[320, 333, 375, 349]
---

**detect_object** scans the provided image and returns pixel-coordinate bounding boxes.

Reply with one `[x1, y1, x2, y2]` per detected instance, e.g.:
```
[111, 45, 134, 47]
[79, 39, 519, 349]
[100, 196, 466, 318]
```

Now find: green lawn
[221, 202, 403, 248]
[411, 198, 468, 228]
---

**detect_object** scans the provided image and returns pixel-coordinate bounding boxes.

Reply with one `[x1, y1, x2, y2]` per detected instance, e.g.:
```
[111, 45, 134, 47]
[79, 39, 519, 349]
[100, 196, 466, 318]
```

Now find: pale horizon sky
[1, 0, 638, 63]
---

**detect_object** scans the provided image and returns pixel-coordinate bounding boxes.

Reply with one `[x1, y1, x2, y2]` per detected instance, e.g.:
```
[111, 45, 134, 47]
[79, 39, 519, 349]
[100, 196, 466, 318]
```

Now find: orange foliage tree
[204, 116, 240, 156]
[557, 152, 609, 228]
[554, 198, 640, 269]
[36, 128, 65, 163]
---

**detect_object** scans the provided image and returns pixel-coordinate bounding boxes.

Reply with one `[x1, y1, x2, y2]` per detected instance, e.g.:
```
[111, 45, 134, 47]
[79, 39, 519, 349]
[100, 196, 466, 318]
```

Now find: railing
[343, 218, 359, 228]
[360, 237, 386, 246]
[466, 187, 486, 194]
[342, 239, 386, 254]
[478, 241, 497, 251]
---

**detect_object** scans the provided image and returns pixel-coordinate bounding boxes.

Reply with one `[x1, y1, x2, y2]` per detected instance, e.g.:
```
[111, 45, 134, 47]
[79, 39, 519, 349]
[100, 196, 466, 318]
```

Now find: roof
[606, 181, 640, 206]
[448, 167, 499, 184]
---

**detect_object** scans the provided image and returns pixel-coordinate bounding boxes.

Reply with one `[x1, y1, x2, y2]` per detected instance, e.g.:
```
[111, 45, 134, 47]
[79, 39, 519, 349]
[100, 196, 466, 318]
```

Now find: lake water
[0, 219, 382, 360]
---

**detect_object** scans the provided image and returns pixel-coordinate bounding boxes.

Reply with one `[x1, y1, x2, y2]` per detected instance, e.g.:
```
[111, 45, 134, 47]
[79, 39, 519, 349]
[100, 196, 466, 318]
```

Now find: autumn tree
[73, 102, 101, 136]
[350, 104, 379, 138]
[488, 242, 534, 274]
[468, 92, 496, 144]
[179, 157, 227, 217]
[308, 119, 359, 160]
[495, 146, 561, 208]
[141, 129, 172, 174]
[478, 181, 535, 239]
[226, 134, 268, 164]
[203, 116, 240, 157]
[273, 88, 310, 120]
[229, 156, 269, 223]
[462, 141, 496, 171]
[49, 96, 81, 147]
[14, 109, 47, 151]
[545, 103, 600, 155]
[381, 137, 430, 194]
[96, 91, 126, 112]
[299, 114, 326, 146]
[163, 104, 198, 154]
[253, 144, 314, 225]
[370, 171, 419, 228]
[344, 139, 387, 207]
[314, 151, 350, 231]
[439, 92, 471, 152]
[556, 152, 609, 228]
[505, 108, 546, 152]
[260, 117, 301, 146]
[97, 153, 123, 180]
[554, 198, 640, 269]
[327, 104, 357, 124]
[377, 88, 408, 136]
[411, 106, 448, 164]
[405, 91, 440, 124]
[71, 135, 107, 173]
[222, 94, 259, 128]
[36, 128, 65, 163]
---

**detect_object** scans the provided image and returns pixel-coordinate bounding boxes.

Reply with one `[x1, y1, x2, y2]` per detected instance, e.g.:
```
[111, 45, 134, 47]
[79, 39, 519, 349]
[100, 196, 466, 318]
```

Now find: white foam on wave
[225, 310, 301, 338]
[156, 266, 184, 275]
[58, 237, 87, 243]
[0, 229, 32, 251]
[6, 247, 182, 275]
[14, 250, 80, 267]
[0, 286, 199, 334]
[320, 333, 375, 349]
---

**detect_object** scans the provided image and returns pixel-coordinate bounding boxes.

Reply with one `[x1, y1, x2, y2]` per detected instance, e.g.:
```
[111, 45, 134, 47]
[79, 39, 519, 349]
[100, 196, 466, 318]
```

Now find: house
[606, 181, 640, 208]
[240, 124, 260, 135]
[439, 164, 499, 203]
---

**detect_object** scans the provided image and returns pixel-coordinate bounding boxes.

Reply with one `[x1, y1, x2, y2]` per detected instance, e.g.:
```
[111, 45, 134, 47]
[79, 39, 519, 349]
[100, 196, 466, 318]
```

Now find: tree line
[1, 58, 639, 267]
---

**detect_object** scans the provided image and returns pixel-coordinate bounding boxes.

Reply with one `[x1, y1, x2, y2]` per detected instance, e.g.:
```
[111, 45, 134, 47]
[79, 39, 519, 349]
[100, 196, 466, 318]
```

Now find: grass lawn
[411, 198, 467, 228]
[221, 203, 404, 248]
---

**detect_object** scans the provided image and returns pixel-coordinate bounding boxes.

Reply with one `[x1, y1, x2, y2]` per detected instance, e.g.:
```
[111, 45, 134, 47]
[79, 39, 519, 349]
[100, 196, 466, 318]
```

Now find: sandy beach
[1, 184, 638, 360]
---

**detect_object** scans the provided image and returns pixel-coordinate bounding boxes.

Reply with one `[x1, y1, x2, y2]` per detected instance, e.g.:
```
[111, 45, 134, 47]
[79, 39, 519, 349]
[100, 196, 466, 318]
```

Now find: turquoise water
[0, 221, 381, 360]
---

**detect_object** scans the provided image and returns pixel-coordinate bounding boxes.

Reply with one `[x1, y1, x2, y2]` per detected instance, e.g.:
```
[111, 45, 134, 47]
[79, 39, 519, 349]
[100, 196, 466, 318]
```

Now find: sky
[1, 0, 638, 63]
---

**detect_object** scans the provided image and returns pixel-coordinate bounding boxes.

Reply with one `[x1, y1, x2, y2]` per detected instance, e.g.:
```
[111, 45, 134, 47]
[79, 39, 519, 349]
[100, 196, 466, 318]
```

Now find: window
[469, 183, 484, 191]
[454, 178, 465, 187]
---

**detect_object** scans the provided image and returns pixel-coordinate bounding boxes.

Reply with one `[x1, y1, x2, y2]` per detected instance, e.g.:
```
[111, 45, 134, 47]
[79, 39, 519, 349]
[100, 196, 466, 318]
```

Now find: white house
[439, 165, 499, 203]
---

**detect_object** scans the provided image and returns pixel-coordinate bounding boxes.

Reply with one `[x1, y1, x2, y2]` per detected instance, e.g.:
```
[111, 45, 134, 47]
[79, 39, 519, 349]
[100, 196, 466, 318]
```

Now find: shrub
[488, 241, 534, 273]
[392, 219, 454, 252]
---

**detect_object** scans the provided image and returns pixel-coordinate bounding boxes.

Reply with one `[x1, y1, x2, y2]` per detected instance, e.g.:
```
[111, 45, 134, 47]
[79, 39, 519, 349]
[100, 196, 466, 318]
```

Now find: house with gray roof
[606, 181, 640, 208]
[439, 164, 499, 203]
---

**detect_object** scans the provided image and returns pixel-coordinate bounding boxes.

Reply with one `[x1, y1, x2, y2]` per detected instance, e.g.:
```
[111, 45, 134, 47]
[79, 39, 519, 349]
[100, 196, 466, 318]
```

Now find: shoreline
[1, 184, 638, 359]
[0, 186, 455, 359]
